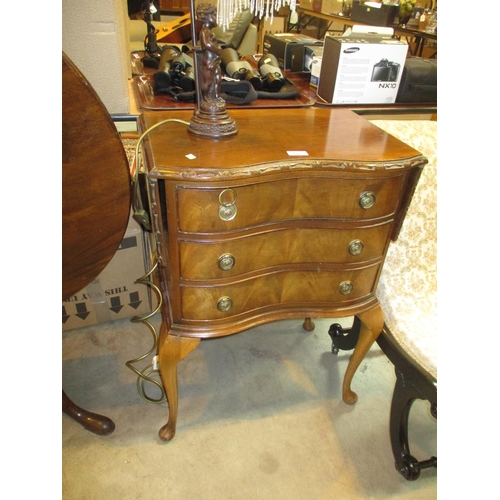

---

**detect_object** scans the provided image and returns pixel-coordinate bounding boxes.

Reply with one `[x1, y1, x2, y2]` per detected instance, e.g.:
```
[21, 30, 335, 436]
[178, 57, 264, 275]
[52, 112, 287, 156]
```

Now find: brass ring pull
[348, 240, 364, 256]
[218, 188, 238, 221]
[218, 188, 237, 206]
[358, 191, 376, 209]
[217, 296, 233, 312]
[218, 253, 235, 271]
[339, 281, 354, 295]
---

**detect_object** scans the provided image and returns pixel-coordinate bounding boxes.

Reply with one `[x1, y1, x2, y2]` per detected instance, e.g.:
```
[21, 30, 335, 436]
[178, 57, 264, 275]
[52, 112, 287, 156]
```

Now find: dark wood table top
[139, 106, 424, 175]
[130, 52, 436, 115]
[62, 53, 131, 299]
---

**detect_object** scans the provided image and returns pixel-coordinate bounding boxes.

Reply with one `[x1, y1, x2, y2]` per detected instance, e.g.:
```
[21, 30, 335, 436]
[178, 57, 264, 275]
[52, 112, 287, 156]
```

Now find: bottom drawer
[180, 265, 380, 320]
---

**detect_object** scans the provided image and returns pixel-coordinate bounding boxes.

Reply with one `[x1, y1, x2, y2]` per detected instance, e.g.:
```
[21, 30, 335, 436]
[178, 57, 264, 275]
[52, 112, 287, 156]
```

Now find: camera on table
[154, 46, 195, 93]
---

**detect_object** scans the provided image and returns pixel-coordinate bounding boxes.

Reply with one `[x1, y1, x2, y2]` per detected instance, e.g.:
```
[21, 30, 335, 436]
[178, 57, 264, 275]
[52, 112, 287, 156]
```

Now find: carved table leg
[62, 390, 115, 435]
[342, 304, 384, 405]
[157, 324, 200, 441]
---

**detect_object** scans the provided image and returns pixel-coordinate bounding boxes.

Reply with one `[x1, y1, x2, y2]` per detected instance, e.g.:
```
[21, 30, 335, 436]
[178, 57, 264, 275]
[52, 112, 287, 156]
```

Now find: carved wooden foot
[62, 390, 115, 435]
[342, 304, 384, 404]
[157, 325, 200, 441]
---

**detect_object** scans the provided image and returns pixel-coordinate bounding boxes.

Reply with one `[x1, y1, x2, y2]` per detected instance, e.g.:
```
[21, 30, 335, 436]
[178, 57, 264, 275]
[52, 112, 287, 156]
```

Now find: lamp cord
[126, 118, 189, 404]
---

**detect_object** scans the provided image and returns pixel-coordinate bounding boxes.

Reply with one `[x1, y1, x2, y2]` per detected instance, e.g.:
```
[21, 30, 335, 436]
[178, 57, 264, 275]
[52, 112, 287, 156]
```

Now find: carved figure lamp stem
[187, 0, 296, 139]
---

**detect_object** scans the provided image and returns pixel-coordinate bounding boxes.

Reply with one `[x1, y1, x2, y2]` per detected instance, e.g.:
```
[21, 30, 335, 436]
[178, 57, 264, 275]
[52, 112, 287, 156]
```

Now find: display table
[127, 51, 436, 119]
[295, 7, 437, 58]
[138, 106, 427, 441]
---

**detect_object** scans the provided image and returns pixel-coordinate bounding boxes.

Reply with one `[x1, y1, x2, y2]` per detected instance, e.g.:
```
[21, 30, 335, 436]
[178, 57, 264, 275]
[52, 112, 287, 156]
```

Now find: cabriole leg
[342, 304, 384, 404]
[157, 324, 200, 442]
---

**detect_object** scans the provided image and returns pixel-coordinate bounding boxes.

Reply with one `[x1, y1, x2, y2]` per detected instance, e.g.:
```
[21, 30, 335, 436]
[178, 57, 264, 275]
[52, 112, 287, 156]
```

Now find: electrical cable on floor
[126, 258, 166, 403]
[125, 118, 190, 404]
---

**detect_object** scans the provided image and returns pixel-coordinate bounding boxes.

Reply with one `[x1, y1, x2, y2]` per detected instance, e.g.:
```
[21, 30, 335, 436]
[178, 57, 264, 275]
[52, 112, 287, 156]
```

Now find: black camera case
[396, 57, 437, 103]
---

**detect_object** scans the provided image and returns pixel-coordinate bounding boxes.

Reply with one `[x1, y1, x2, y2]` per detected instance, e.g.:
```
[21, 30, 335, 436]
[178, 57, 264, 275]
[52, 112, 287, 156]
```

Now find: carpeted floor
[62, 314, 437, 499]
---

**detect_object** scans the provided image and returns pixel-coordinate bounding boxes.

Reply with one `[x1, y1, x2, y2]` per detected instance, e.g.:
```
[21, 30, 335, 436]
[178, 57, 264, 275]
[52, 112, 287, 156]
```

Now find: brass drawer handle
[218, 188, 238, 221]
[358, 191, 376, 209]
[339, 281, 353, 295]
[348, 240, 364, 256]
[217, 296, 233, 312]
[218, 188, 237, 206]
[218, 204, 237, 221]
[218, 253, 235, 271]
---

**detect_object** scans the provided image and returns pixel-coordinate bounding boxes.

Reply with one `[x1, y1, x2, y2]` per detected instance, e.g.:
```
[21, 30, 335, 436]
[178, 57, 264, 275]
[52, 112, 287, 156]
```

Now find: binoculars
[154, 46, 195, 92]
[220, 48, 286, 93]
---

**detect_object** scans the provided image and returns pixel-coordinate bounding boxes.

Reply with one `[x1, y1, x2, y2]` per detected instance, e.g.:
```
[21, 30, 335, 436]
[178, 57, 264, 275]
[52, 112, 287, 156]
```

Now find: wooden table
[63, 53, 131, 435]
[138, 106, 427, 441]
[295, 7, 437, 58]
[127, 52, 436, 119]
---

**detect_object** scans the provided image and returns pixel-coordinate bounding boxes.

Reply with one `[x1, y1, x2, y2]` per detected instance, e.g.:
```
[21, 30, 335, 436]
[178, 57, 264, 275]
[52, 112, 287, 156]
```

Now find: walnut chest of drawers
[139, 107, 426, 441]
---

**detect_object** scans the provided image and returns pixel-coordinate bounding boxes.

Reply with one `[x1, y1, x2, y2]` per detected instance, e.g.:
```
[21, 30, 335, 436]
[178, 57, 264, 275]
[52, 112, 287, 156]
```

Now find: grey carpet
[63, 314, 436, 499]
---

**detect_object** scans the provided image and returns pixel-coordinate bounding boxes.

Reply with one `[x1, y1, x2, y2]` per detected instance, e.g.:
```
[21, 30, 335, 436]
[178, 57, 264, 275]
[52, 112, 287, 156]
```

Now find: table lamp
[187, 0, 296, 138]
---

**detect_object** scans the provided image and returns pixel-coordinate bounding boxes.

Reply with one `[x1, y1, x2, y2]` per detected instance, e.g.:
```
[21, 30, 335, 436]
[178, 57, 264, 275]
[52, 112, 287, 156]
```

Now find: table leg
[62, 390, 115, 435]
[303, 317, 315, 331]
[342, 303, 384, 404]
[157, 324, 200, 441]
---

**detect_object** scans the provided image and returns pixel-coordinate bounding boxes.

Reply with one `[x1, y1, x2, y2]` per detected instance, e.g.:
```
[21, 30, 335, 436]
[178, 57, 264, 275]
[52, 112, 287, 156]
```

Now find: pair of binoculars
[154, 46, 195, 92]
[220, 48, 286, 92]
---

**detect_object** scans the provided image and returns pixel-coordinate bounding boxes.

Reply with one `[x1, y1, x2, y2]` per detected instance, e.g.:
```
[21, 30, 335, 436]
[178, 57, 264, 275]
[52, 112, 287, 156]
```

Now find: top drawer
[176, 175, 404, 233]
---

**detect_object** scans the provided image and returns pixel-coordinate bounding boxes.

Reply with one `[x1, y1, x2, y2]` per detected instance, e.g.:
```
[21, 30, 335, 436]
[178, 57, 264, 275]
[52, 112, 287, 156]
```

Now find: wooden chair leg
[342, 304, 384, 404]
[62, 390, 115, 436]
[389, 369, 437, 480]
[157, 324, 200, 442]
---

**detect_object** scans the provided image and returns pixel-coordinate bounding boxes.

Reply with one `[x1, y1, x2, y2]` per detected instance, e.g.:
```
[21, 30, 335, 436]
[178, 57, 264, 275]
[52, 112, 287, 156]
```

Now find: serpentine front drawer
[176, 175, 405, 233]
[180, 264, 381, 321]
[179, 223, 392, 280]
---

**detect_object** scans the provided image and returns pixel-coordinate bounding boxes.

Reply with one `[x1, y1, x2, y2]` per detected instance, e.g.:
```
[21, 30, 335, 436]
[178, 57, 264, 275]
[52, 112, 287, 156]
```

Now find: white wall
[62, 0, 131, 114]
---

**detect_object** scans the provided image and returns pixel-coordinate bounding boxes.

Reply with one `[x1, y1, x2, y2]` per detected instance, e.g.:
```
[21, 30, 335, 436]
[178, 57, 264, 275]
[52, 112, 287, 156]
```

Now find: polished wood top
[140, 107, 425, 178]
[62, 53, 132, 299]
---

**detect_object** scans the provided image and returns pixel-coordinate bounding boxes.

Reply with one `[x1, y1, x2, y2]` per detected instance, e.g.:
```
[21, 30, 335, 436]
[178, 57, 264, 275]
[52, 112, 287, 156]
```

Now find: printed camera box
[62, 227, 155, 331]
[310, 54, 322, 87]
[317, 32, 408, 104]
[262, 32, 321, 70]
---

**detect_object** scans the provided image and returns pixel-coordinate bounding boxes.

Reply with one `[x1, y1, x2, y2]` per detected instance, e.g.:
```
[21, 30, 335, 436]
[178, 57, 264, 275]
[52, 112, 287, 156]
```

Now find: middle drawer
[179, 223, 391, 280]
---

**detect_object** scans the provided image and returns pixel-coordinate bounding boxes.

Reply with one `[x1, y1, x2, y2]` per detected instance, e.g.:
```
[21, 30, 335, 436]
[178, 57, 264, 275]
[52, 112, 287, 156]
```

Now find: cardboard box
[262, 33, 322, 70]
[62, 227, 155, 331]
[351, 1, 398, 27]
[317, 32, 408, 104]
[290, 43, 323, 74]
[310, 54, 322, 87]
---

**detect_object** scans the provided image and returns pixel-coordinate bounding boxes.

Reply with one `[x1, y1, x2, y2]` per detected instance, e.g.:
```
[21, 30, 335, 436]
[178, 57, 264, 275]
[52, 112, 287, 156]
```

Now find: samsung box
[262, 33, 321, 70]
[317, 30, 408, 104]
[351, 1, 398, 27]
